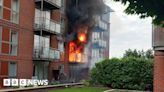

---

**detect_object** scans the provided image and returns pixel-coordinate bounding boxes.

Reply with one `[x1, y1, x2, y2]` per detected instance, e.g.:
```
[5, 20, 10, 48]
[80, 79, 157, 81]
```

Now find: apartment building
[0, 0, 68, 88]
[152, 26, 164, 92]
[89, 5, 113, 68]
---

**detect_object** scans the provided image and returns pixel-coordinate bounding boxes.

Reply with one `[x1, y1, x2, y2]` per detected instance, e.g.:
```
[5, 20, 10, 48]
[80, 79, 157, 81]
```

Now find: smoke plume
[66, 0, 105, 35]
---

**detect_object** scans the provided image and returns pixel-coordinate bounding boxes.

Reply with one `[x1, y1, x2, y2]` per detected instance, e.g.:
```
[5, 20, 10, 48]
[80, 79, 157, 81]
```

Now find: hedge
[91, 57, 153, 91]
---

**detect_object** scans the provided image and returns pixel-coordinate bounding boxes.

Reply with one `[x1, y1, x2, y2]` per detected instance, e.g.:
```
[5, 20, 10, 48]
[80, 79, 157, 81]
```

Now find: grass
[49, 87, 108, 92]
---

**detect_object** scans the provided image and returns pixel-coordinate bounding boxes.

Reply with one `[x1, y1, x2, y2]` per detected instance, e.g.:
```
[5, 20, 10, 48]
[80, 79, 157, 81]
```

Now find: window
[10, 31, 18, 55]
[9, 62, 17, 77]
[0, 0, 19, 23]
[0, 27, 18, 56]
[11, 0, 19, 23]
[12, 0, 19, 12]
[0, 0, 2, 19]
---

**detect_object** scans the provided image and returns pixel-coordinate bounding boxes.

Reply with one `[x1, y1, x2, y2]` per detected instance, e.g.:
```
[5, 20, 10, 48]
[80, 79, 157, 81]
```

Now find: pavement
[104, 89, 152, 92]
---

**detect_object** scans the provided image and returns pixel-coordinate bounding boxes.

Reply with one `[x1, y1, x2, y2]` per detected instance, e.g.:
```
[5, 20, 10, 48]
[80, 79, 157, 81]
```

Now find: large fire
[68, 41, 83, 63]
[68, 26, 88, 63]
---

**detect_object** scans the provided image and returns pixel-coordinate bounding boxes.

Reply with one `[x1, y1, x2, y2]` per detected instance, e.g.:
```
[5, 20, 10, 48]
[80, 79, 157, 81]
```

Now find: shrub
[80, 80, 90, 86]
[91, 57, 153, 91]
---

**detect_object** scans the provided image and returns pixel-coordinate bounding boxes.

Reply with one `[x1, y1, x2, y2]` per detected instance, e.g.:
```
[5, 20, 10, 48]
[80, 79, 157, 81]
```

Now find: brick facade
[154, 51, 164, 92]
[0, 0, 69, 88]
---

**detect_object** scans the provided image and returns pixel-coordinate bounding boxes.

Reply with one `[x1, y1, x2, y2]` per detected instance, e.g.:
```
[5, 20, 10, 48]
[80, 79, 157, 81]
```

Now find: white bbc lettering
[3, 79, 49, 87]
[3, 79, 11, 86]
[11, 79, 19, 86]
[19, 79, 27, 86]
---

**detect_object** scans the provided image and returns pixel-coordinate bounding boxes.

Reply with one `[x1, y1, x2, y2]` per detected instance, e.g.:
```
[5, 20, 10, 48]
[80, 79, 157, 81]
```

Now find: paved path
[104, 89, 151, 92]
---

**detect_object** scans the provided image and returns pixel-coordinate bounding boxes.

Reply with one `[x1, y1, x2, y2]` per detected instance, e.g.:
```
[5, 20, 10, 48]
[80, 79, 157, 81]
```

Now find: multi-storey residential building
[0, 0, 68, 88]
[152, 26, 164, 92]
[89, 5, 113, 68]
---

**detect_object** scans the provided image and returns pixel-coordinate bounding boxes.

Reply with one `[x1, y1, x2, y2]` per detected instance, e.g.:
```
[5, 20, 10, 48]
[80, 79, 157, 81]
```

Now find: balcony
[92, 25, 107, 32]
[92, 40, 106, 49]
[92, 18, 108, 32]
[33, 46, 60, 61]
[152, 25, 164, 50]
[34, 17, 61, 35]
[35, 0, 61, 10]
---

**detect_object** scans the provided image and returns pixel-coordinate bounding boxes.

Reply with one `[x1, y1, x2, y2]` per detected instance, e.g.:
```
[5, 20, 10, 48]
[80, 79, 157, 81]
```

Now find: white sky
[105, 0, 152, 58]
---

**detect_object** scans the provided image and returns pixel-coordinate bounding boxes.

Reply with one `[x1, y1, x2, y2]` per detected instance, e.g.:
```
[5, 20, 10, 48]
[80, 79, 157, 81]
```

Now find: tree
[123, 49, 154, 59]
[123, 49, 141, 58]
[113, 0, 164, 26]
[145, 49, 154, 59]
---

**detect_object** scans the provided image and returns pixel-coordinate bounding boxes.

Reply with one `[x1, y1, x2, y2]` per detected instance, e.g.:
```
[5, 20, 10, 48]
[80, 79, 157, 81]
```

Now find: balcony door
[33, 62, 49, 80]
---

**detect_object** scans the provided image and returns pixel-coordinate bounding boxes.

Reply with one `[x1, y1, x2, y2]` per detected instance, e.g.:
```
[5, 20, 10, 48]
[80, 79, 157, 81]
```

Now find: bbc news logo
[3, 79, 49, 87]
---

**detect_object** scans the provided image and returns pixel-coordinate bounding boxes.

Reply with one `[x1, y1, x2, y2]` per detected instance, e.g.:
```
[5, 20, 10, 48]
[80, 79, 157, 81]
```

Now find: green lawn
[49, 87, 107, 92]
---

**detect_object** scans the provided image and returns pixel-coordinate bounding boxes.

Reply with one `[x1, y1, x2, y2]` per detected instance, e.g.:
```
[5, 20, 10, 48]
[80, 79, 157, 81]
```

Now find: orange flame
[78, 32, 87, 43]
[69, 42, 83, 63]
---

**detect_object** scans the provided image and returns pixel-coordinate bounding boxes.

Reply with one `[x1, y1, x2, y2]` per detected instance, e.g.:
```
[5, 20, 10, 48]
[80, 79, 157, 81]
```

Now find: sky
[105, 0, 152, 58]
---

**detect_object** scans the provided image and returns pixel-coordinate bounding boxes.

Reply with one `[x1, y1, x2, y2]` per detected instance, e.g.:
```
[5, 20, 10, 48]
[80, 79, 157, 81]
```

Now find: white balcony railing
[48, 0, 61, 7]
[34, 17, 61, 34]
[33, 46, 60, 60]
[93, 39, 107, 48]
[35, 0, 61, 7]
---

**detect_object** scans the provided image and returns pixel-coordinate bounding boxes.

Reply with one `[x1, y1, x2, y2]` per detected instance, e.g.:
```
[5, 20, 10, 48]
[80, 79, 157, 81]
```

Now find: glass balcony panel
[42, 47, 49, 58]
[34, 17, 61, 34]
[56, 23, 61, 33]
[49, 49, 55, 59]
[35, 0, 61, 10]
[54, 50, 60, 59]
[47, 0, 61, 7]
[50, 21, 56, 32]
[33, 46, 61, 60]
[45, 18, 50, 30]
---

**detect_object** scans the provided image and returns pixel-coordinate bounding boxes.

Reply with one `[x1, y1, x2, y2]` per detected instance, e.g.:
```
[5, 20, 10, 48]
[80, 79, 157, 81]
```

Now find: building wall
[0, 0, 35, 88]
[0, 0, 69, 88]
[154, 51, 164, 92]
[17, 0, 35, 79]
[89, 6, 111, 69]
[153, 26, 164, 92]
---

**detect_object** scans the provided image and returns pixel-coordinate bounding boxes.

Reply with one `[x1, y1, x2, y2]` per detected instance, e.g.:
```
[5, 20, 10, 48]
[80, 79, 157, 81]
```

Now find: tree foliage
[113, 0, 164, 26]
[91, 57, 153, 91]
[123, 49, 154, 59]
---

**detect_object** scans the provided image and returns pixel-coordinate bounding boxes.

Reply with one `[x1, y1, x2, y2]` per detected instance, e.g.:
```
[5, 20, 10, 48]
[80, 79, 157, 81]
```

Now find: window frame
[0, 28, 18, 56]
[0, 0, 3, 19]
[11, 0, 19, 24]
[0, 0, 20, 24]
[8, 62, 17, 78]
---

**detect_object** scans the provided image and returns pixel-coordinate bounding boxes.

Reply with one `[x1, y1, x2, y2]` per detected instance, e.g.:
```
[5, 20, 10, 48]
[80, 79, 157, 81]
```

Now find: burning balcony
[33, 46, 60, 60]
[35, 0, 61, 10]
[152, 25, 164, 50]
[34, 17, 61, 35]
[92, 40, 106, 49]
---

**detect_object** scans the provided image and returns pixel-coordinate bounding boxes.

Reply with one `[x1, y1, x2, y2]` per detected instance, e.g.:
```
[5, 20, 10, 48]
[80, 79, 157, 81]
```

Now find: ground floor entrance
[33, 62, 49, 80]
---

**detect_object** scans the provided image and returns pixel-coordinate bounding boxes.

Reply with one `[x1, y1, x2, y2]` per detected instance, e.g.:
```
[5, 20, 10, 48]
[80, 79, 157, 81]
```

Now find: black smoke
[66, 0, 105, 34]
